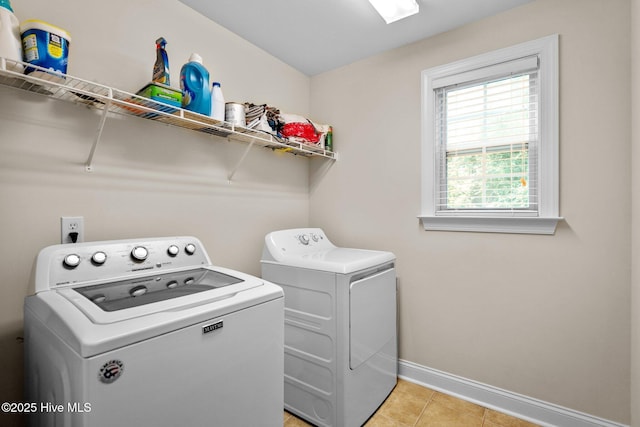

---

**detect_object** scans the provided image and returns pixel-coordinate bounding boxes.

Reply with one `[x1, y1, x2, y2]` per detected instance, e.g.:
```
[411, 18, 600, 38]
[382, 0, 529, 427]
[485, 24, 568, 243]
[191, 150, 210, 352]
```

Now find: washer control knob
[298, 234, 310, 245]
[63, 254, 81, 269]
[130, 285, 147, 297]
[185, 243, 196, 255]
[310, 233, 319, 242]
[91, 251, 107, 265]
[167, 245, 179, 257]
[131, 246, 148, 262]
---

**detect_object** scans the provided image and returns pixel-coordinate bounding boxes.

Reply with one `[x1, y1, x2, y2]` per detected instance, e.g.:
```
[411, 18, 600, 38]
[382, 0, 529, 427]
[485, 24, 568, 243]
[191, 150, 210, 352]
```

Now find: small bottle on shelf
[211, 82, 225, 121]
[325, 126, 333, 152]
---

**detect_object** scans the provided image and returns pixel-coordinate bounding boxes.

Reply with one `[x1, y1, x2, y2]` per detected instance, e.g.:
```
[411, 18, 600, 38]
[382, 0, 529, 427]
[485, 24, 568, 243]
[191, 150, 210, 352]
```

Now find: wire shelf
[0, 57, 336, 172]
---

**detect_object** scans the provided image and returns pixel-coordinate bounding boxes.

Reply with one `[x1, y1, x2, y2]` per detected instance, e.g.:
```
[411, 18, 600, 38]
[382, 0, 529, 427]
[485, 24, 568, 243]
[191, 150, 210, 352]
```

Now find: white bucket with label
[20, 19, 71, 82]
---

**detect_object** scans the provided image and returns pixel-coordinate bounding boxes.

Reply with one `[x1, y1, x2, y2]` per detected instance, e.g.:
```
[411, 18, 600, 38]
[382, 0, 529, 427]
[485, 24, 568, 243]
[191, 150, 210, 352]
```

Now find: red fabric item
[281, 122, 320, 143]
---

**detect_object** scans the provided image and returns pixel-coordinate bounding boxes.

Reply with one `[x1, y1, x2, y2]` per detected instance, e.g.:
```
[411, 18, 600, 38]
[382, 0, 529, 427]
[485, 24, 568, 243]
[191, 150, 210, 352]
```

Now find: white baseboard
[398, 359, 628, 427]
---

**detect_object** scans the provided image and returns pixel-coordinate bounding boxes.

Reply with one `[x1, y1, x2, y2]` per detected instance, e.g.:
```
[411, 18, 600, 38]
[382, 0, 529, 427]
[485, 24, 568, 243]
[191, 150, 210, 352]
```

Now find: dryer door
[349, 267, 396, 370]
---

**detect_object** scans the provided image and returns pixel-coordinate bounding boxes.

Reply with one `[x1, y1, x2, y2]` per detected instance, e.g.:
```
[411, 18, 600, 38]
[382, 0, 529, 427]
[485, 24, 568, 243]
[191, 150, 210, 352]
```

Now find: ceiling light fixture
[368, 0, 419, 24]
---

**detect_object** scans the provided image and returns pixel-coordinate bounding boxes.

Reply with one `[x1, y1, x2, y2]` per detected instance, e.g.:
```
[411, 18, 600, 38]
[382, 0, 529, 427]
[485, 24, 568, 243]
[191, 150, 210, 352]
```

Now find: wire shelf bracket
[85, 95, 112, 172]
[227, 137, 256, 183]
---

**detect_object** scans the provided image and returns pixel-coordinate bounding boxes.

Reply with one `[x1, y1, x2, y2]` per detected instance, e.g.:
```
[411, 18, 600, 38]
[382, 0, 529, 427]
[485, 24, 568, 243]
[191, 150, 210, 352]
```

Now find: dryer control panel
[263, 228, 336, 260]
[34, 236, 210, 291]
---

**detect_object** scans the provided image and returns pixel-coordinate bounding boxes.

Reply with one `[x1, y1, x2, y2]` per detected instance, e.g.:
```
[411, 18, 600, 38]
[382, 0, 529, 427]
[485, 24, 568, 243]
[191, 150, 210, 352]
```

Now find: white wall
[310, 0, 631, 423]
[0, 1, 312, 426]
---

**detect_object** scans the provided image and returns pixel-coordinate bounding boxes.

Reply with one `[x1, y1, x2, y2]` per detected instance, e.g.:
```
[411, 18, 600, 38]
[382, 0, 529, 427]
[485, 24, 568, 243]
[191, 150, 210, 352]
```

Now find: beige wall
[310, 0, 631, 423]
[0, 1, 312, 425]
[632, 0, 639, 424]
[2, 0, 635, 425]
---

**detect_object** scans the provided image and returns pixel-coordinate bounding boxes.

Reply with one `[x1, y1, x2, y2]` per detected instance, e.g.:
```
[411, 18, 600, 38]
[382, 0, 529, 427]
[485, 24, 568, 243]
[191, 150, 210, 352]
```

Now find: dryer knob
[63, 254, 81, 269]
[298, 234, 310, 245]
[167, 245, 179, 257]
[131, 246, 148, 262]
[185, 243, 196, 255]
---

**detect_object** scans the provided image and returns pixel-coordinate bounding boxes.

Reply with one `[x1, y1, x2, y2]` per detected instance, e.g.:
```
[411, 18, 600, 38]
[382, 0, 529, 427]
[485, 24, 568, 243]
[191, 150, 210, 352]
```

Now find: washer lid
[73, 268, 243, 313]
[262, 228, 394, 274]
[25, 265, 284, 357]
[57, 266, 265, 325]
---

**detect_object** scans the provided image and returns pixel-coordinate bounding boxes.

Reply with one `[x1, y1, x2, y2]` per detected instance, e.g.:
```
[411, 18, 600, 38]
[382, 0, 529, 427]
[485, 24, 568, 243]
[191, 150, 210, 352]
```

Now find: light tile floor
[283, 379, 541, 427]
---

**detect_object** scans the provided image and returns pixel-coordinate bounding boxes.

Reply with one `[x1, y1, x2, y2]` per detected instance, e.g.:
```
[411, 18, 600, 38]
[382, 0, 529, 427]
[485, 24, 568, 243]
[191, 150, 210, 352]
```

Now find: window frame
[419, 35, 562, 234]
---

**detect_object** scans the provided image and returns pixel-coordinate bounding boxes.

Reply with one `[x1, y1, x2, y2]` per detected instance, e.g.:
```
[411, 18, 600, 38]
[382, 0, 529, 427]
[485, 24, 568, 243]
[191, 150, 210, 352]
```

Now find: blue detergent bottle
[180, 53, 211, 116]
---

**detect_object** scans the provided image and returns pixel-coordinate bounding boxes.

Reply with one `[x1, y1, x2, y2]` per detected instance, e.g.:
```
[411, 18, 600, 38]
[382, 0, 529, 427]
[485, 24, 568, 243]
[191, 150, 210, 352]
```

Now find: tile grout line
[412, 390, 435, 427]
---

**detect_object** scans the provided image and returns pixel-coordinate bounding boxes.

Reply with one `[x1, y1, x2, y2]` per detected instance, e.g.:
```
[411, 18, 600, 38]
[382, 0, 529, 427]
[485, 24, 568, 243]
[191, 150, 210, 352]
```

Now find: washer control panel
[36, 236, 210, 291]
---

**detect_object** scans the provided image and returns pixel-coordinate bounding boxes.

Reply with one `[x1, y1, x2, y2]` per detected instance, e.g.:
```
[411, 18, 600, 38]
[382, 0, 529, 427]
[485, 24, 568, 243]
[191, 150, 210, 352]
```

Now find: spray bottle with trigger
[152, 37, 170, 85]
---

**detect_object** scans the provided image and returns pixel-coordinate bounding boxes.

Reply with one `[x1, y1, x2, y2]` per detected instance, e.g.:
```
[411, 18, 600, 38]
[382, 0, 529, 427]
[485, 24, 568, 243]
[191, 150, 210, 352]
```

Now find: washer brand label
[202, 321, 223, 335]
[99, 359, 124, 384]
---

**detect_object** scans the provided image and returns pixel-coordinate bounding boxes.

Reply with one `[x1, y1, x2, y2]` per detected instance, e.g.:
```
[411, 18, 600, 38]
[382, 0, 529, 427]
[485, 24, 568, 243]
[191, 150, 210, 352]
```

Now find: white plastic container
[20, 19, 71, 82]
[211, 82, 225, 121]
[0, 0, 23, 72]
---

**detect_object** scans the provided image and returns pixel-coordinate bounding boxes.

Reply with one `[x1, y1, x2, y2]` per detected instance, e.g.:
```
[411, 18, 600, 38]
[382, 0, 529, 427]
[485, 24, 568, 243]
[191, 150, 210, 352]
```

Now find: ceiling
[178, 0, 533, 76]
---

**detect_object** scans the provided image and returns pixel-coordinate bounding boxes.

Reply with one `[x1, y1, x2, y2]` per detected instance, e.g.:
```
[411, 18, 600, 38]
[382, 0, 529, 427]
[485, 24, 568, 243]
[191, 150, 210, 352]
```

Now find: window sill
[418, 216, 563, 235]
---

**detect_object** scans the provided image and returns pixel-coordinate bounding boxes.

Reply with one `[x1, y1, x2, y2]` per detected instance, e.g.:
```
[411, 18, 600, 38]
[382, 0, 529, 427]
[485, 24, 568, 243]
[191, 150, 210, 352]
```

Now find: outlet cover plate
[61, 216, 84, 244]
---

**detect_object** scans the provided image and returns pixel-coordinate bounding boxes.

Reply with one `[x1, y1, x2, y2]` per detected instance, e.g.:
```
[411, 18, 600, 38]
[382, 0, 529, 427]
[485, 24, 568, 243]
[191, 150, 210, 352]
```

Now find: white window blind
[434, 57, 539, 214]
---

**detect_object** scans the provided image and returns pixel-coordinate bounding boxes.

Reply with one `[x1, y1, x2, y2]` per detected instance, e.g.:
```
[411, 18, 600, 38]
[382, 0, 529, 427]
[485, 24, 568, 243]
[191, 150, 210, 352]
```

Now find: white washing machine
[261, 228, 397, 427]
[24, 236, 284, 427]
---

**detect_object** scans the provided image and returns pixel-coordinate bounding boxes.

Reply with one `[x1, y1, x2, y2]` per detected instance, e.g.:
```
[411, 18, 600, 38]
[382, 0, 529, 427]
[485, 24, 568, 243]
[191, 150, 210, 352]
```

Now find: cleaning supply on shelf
[152, 37, 170, 85]
[211, 82, 225, 121]
[137, 82, 182, 109]
[0, 0, 23, 72]
[225, 102, 245, 127]
[132, 82, 183, 119]
[20, 19, 70, 82]
[325, 126, 333, 151]
[180, 53, 211, 116]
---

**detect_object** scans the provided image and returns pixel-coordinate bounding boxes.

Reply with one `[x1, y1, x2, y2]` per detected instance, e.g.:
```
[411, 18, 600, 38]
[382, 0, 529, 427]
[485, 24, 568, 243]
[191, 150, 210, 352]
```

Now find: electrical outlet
[61, 216, 84, 244]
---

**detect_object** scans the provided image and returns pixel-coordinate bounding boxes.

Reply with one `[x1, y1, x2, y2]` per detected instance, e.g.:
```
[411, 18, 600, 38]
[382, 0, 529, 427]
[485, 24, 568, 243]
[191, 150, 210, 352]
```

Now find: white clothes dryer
[24, 236, 284, 427]
[261, 228, 397, 427]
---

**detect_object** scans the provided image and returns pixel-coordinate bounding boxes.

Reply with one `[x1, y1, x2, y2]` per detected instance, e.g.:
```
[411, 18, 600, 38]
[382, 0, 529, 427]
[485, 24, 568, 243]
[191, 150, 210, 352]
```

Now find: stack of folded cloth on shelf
[245, 103, 267, 127]
[244, 103, 280, 134]
[243, 102, 329, 148]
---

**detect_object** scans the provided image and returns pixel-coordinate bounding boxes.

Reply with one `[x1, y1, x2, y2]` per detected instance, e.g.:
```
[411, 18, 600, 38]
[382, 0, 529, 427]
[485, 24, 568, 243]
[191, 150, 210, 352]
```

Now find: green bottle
[325, 126, 333, 152]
